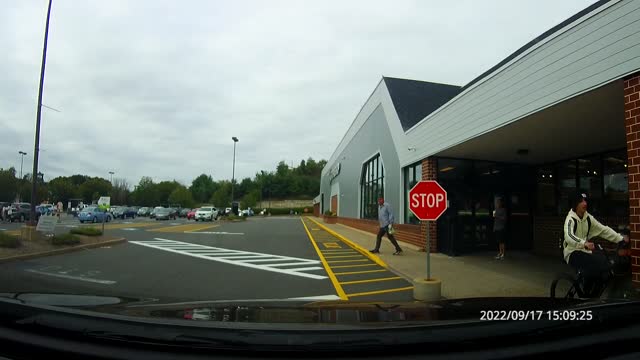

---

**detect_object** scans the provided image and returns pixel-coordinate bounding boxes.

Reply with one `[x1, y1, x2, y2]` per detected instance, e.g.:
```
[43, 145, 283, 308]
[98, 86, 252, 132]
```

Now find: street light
[29, 0, 53, 225]
[231, 137, 238, 214]
[109, 171, 115, 183]
[18, 151, 27, 180]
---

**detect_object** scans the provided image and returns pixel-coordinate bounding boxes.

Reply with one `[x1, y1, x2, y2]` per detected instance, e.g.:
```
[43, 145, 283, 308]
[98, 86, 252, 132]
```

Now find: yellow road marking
[323, 255, 364, 259]
[300, 218, 348, 300]
[334, 269, 388, 276]
[321, 250, 356, 253]
[322, 242, 342, 249]
[184, 224, 220, 232]
[347, 286, 414, 298]
[331, 264, 378, 269]
[340, 276, 402, 285]
[3, 230, 20, 236]
[86, 222, 156, 230]
[307, 217, 387, 268]
[326, 259, 369, 264]
[149, 223, 217, 233]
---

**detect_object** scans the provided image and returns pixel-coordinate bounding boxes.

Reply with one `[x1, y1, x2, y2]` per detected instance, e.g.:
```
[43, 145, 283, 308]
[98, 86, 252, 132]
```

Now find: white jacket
[563, 209, 623, 264]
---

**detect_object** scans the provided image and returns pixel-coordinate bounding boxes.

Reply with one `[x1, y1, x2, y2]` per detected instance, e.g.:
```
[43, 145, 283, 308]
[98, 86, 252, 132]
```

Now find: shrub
[227, 214, 247, 221]
[0, 233, 21, 248]
[51, 233, 81, 246]
[70, 227, 103, 236]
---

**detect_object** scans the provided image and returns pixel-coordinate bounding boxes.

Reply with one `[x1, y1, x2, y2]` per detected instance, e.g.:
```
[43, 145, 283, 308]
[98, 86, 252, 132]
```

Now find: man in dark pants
[563, 192, 629, 297]
[370, 197, 402, 255]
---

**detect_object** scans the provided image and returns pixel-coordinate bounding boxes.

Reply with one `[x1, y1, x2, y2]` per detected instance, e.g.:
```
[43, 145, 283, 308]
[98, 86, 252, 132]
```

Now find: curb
[0, 237, 127, 264]
[307, 217, 388, 268]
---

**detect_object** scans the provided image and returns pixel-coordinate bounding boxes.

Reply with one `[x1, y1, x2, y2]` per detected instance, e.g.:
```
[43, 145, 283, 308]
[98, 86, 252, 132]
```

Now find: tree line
[0, 158, 326, 209]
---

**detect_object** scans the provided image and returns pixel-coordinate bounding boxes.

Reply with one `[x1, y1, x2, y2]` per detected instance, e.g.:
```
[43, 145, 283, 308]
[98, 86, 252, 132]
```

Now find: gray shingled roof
[383, 77, 461, 131]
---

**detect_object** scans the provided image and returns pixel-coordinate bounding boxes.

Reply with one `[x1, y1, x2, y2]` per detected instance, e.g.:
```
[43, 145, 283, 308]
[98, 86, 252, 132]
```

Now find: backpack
[573, 216, 591, 239]
[560, 216, 591, 249]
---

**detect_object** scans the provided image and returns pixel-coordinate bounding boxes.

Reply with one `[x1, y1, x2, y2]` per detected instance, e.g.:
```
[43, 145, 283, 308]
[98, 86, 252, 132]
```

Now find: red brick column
[625, 73, 640, 287]
[419, 157, 438, 252]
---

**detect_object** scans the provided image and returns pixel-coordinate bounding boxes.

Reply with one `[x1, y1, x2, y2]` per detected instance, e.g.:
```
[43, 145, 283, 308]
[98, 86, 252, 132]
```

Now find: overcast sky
[1, 0, 594, 187]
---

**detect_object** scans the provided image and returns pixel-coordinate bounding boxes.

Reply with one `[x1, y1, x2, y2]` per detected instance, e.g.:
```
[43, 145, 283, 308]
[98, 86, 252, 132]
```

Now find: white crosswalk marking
[130, 238, 327, 280]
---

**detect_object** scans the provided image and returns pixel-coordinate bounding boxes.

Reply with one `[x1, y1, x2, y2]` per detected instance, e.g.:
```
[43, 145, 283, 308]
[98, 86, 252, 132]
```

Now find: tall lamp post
[18, 151, 27, 202]
[29, 0, 53, 225]
[109, 171, 114, 183]
[231, 137, 238, 214]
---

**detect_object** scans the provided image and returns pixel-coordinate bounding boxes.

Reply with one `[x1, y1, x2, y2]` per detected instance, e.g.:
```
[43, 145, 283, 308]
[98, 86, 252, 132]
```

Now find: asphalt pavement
[0, 216, 414, 304]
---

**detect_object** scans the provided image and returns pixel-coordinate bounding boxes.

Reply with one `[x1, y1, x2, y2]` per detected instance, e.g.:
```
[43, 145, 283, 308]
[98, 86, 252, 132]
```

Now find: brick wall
[336, 217, 423, 248]
[625, 72, 640, 286]
[313, 203, 320, 217]
[533, 216, 629, 258]
[420, 157, 438, 252]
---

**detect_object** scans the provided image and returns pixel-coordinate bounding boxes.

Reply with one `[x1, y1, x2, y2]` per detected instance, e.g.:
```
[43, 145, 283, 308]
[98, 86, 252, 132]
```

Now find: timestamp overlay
[480, 310, 594, 321]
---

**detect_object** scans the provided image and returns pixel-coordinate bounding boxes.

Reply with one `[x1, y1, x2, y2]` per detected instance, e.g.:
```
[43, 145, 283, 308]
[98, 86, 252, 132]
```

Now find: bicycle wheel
[550, 273, 580, 299]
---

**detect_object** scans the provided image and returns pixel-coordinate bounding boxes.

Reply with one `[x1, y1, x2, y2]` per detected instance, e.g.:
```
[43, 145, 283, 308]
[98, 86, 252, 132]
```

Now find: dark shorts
[494, 229, 506, 244]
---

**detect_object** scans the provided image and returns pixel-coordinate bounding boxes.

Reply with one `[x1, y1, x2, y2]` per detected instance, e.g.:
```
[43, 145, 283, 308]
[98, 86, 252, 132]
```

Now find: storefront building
[318, 0, 640, 285]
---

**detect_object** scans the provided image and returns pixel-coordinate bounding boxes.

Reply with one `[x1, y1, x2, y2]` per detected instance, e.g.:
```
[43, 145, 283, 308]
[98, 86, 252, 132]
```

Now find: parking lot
[0, 215, 414, 304]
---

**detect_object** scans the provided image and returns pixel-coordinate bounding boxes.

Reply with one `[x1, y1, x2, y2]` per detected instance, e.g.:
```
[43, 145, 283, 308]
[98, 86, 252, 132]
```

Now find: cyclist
[563, 192, 629, 297]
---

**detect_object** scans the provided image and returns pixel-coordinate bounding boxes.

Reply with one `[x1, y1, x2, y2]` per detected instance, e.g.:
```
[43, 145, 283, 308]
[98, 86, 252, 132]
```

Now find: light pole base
[413, 278, 442, 301]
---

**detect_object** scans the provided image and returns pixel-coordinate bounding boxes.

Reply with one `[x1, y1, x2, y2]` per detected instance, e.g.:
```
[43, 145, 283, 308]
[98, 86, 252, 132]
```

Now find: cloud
[0, 0, 593, 188]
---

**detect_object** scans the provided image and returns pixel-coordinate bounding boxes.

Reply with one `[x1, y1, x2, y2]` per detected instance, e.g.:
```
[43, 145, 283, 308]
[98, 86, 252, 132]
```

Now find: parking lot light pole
[30, 0, 53, 226]
[18, 151, 27, 202]
[109, 171, 114, 183]
[231, 137, 238, 213]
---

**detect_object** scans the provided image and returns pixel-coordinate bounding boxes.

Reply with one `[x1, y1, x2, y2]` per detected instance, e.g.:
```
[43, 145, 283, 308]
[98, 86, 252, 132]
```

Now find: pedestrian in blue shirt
[370, 197, 403, 255]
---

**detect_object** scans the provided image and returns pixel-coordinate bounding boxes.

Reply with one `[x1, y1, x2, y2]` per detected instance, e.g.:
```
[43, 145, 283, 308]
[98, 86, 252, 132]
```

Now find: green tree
[78, 177, 112, 203]
[157, 180, 181, 205]
[110, 178, 130, 205]
[130, 176, 159, 206]
[0, 167, 18, 202]
[168, 185, 195, 208]
[189, 174, 215, 203]
[48, 177, 77, 205]
[210, 181, 231, 208]
[241, 189, 260, 209]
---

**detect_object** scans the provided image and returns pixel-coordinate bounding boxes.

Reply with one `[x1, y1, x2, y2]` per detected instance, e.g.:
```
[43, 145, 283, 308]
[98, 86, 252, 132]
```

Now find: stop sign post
[409, 181, 448, 280]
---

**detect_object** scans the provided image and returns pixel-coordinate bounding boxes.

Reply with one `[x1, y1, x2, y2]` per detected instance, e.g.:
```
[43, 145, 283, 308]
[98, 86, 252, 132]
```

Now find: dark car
[120, 207, 137, 219]
[155, 208, 177, 221]
[169, 208, 180, 218]
[179, 208, 189, 217]
[8, 203, 31, 222]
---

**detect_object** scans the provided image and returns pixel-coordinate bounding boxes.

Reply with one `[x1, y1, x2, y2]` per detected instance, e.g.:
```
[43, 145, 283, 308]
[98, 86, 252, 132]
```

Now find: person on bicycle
[563, 192, 629, 296]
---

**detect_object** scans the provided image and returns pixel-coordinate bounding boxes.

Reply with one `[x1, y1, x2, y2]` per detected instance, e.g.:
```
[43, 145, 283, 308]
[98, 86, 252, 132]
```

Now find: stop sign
[409, 181, 448, 221]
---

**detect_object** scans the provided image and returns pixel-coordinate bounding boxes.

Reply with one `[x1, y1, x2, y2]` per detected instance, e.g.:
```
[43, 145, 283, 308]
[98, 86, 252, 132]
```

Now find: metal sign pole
[426, 221, 431, 280]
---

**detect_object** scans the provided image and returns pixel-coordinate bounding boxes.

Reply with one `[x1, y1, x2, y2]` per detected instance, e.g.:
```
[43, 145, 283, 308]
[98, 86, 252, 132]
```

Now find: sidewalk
[318, 221, 569, 299]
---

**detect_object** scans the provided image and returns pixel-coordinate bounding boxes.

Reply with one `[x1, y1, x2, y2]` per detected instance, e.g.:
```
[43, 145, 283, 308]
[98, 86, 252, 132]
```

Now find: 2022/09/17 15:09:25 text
[480, 310, 593, 321]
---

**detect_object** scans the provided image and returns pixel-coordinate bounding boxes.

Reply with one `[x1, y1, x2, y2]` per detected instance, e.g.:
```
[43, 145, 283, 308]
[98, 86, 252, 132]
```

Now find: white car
[195, 207, 218, 221]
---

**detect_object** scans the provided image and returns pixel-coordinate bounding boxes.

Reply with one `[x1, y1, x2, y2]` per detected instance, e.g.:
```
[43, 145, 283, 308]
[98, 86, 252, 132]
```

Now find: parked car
[78, 206, 111, 223]
[137, 207, 149, 216]
[8, 203, 31, 222]
[150, 206, 164, 219]
[187, 208, 198, 220]
[114, 207, 136, 219]
[179, 208, 189, 217]
[195, 207, 218, 221]
[240, 208, 254, 217]
[155, 207, 177, 221]
[169, 208, 180, 218]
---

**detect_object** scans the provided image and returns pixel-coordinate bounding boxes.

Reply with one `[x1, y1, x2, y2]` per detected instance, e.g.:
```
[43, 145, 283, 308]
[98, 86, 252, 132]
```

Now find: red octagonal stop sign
[409, 181, 448, 221]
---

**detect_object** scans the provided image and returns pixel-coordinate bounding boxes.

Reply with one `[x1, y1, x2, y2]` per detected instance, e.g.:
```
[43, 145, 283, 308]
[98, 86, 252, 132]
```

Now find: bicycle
[550, 233, 630, 300]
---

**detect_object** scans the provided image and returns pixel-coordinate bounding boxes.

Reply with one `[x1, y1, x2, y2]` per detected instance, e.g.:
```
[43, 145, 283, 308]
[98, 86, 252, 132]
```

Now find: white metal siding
[402, 0, 640, 166]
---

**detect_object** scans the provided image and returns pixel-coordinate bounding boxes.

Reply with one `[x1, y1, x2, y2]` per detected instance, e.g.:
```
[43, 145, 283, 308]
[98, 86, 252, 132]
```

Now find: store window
[602, 150, 628, 217]
[536, 166, 556, 215]
[403, 162, 422, 224]
[556, 160, 577, 214]
[437, 158, 473, 216]
[360, 154, 384, 220]
[578, 156, 603, 215]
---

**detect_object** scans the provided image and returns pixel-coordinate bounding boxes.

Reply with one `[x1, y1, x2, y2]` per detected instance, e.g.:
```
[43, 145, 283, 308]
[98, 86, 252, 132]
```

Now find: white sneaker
[494, 254, 502, 260]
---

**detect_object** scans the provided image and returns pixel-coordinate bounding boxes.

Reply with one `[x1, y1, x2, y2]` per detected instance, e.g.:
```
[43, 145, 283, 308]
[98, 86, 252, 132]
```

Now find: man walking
[370, 197, 403, 255]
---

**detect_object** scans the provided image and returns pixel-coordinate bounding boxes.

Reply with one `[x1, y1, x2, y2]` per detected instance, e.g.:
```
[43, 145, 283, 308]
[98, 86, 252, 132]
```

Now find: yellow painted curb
[307, 217, 387, 268]
[300, 218, 348, 300]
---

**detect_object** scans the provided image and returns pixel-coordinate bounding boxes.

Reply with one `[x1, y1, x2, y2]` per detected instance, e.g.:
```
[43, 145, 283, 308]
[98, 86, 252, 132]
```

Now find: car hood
[2, 292, 637, 325]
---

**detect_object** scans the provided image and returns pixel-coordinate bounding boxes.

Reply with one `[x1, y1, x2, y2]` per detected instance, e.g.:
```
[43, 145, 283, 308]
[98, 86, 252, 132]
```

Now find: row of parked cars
[0, 202, 59, 222]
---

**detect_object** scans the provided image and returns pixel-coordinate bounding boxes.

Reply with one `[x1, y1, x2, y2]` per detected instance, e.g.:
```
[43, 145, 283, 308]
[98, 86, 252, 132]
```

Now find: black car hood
[2, 292, 636, 325]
